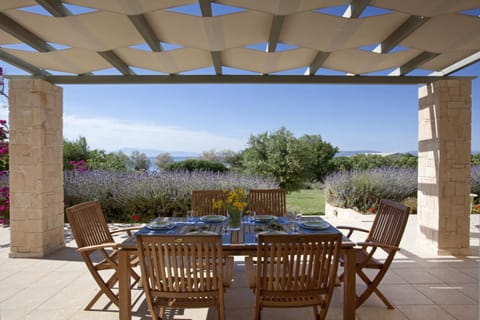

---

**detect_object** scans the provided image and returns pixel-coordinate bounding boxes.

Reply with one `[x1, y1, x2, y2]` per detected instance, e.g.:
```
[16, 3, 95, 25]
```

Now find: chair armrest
[77, 242, 118, 253]
[336, 225, 370, 238]
[356, 242, 400, 252]
[110, 226, 142, 236]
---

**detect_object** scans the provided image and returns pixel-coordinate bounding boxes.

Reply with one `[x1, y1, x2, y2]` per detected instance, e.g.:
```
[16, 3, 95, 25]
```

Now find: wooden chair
[136, 234, 234, 320]
[66, 200, 140, 310]
[248, 189, 287, 216]
[191, 190, 227, 216]
[337, 199, 410, 309]
[245, 233, 342, 320]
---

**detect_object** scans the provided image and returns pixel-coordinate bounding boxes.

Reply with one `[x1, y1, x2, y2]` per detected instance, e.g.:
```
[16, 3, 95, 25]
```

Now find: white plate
[256, 230, 288, 238]
[199, 215, 227, 223]
[254, 215, 276, 222]
[299, 220, 330, 230]
[185, 230, 218, 236]
[146, 221, 176, 230]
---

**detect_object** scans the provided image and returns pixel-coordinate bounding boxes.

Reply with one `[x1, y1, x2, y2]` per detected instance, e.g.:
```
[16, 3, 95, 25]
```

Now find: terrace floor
[0, 214, 479, 320]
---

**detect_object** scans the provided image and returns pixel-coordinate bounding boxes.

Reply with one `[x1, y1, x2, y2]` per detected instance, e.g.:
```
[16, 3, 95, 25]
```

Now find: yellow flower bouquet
[212, 188, 248, 229]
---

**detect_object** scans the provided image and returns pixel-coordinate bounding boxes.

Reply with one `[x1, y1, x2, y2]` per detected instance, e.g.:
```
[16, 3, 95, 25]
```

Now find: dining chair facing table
[248, 189, 287, 217]
[136, 234, 233, 320]
[191, 190, 227, 216]
[245, 233, 342, 320]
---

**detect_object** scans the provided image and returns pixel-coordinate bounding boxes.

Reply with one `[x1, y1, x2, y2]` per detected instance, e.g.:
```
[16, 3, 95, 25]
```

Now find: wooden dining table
[117, 216, 356, 320]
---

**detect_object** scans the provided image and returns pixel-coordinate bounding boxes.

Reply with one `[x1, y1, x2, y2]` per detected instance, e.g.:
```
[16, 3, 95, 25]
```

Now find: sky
[0, 62, 478, 156]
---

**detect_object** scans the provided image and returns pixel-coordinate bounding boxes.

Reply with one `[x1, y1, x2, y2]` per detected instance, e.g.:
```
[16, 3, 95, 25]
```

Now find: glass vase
[227, 207, 242, 230]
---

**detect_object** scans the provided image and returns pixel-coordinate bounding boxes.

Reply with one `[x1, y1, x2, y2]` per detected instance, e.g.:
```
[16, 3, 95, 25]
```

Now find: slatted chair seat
[248, 189, 287, 217]
[245, 233, 342, 320]
[337, 199, 410, 309]
[66, 200, 141, 310]
[137, 234, 233, 320]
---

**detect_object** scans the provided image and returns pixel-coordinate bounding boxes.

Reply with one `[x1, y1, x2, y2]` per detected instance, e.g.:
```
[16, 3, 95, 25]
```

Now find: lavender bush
[324, 167, 417, 212]
[64, 170, 278, 222]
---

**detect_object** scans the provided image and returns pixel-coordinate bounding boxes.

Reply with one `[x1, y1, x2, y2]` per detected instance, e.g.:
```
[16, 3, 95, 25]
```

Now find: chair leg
[373, 287, 394, 309]
[356, 269, 393, 309]
[84, 272, 119, 310]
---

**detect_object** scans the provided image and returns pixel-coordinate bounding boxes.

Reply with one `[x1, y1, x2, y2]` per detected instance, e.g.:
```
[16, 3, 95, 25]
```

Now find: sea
[147, 156, 194, 171]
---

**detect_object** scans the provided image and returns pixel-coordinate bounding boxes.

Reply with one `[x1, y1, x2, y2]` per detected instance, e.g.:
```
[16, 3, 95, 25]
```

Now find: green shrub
[164, 159, 227, 172]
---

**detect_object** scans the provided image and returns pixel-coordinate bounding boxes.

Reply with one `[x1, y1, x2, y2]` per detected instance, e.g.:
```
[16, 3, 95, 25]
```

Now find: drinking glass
[187, 210, 196, 224]
[287, 211, 299, 233]
[248, 210, 256, 223]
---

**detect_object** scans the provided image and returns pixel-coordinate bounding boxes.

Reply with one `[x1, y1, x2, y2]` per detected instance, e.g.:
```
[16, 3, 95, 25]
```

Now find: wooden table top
[119, 216, 354, 255]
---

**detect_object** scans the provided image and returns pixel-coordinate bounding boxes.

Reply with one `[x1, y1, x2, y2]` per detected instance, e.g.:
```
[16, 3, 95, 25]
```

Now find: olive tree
[242, 127, 310, 191]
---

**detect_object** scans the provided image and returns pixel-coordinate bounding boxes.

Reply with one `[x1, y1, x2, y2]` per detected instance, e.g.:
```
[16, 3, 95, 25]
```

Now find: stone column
[9, 79, 64, 258]
[418, 79, 471, 255]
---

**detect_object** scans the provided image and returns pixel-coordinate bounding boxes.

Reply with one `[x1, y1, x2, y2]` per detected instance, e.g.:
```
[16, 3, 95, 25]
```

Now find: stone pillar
[418, 79, 471, 255]
[8, 79, 64, 258]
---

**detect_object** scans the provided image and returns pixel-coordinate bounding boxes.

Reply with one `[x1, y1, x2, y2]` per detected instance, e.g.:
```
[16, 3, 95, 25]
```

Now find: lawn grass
[286, 189, 325, 215]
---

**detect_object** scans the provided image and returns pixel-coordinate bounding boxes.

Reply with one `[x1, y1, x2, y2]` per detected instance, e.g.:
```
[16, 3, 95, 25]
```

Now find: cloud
[63, 114, 246, 153]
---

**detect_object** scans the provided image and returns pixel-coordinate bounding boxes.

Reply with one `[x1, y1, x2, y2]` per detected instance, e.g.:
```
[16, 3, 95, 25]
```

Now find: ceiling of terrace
[0, 0, 479, 84]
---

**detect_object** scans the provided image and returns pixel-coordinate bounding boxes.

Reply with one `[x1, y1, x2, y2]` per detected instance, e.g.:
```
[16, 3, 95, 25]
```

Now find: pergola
[0, 0, 478, 257]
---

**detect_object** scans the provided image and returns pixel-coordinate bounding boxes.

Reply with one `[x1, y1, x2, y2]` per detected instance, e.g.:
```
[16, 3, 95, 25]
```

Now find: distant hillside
[120, 147, 200, 158]
[335, 150, 380, 157]
[335, 150, 419, 157]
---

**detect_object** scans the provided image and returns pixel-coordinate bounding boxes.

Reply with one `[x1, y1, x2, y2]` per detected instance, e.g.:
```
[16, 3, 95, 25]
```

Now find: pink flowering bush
[0, 119, 9, 225]
[69, 160, 87, 172]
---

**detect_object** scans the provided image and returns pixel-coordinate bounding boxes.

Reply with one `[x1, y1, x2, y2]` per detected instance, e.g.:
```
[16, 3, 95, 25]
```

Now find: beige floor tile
[441, 305, 480, 320]
[396, 305, 457, 320]
[356, 306, 408, 320]
[414, 284, 477, 305]
[426, 267, 478, 284]
[394, 268, 444, 284]
[376, 284, 434, 305]
[456, 266, 480, 280]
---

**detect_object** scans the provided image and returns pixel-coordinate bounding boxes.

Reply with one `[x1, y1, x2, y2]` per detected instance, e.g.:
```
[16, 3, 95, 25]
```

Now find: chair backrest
[66, 200, 114, 248]
[248, 189, 286, 216]
[367, 199, 410, 250]
[256, 233, 341, 296]
[191, 190, 227, 216]
[137, 234, 224, 300]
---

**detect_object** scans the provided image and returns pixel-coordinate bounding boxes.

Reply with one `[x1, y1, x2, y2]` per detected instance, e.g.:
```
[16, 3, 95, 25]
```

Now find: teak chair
[337, 199, 410, 309]
[66, 200, 140, 310]
[245, 233, 342, 320]
[136, 234, 234, 320]
[248, 189, 287, 216]
[191, 190, 227, 216]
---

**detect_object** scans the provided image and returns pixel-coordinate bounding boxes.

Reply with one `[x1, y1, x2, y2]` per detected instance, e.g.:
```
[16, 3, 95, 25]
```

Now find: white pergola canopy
[0, 0, 478, 84]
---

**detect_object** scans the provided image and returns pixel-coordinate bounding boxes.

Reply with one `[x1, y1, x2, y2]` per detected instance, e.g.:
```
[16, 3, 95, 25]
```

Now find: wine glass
[287, 211, 299, 233]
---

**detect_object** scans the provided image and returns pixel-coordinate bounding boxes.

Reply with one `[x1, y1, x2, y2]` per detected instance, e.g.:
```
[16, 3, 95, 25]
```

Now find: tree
[64, 136, 89, 169]
[242, 127, 310, 191]
[155, 152, 174, 169]
[87, 150, 129, 171]
[129, 151, 150, 171]
[300, 134, 338, 182]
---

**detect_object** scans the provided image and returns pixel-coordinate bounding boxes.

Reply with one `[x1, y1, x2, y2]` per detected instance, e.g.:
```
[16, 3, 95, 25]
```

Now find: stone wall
[9, 79, 64, 257]
[417, 79, 471, 255]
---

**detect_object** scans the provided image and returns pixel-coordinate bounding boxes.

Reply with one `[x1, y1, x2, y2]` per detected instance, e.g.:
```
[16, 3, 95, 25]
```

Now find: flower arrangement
[0, 119, 9, 225]
[212, 187, 248, 213]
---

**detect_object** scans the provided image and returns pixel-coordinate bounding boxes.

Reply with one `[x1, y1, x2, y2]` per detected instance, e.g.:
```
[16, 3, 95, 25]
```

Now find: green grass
[286, 189, 325, 215]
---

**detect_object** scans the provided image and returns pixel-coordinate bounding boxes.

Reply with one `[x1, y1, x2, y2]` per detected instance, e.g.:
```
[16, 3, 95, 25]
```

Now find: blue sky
[0, 62, 478, 156]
